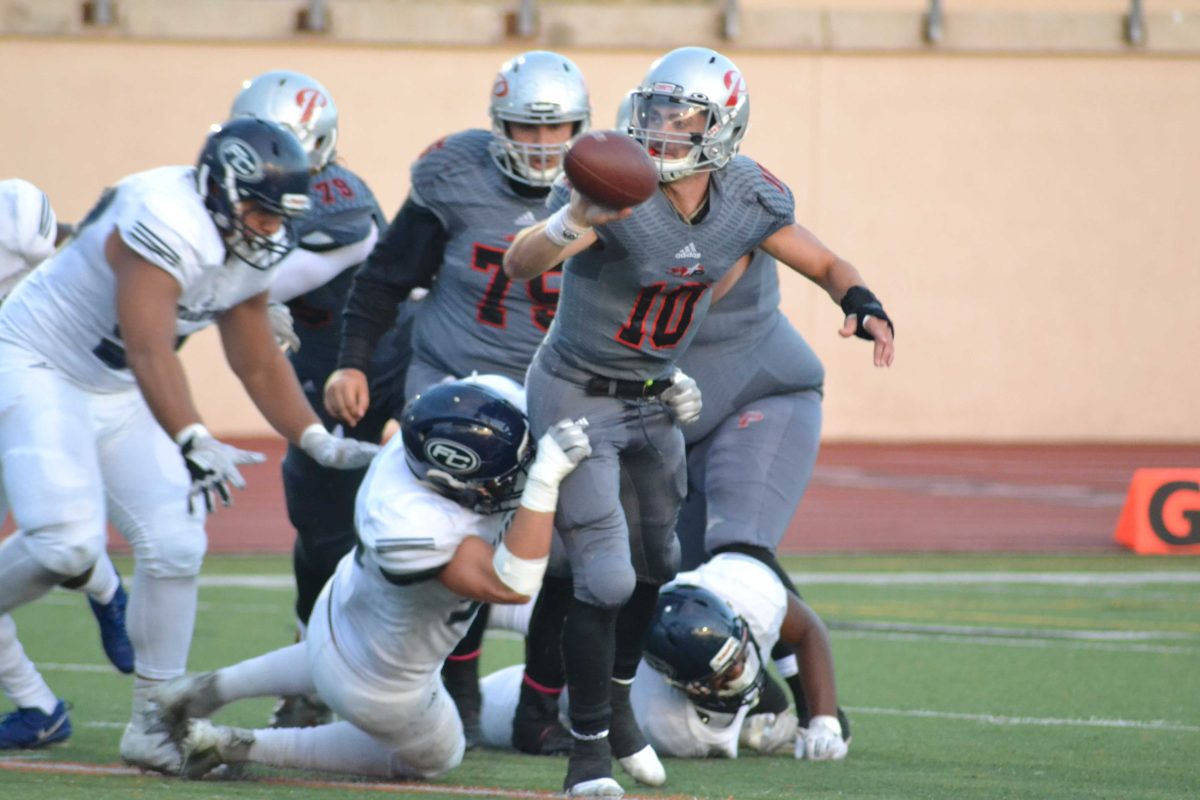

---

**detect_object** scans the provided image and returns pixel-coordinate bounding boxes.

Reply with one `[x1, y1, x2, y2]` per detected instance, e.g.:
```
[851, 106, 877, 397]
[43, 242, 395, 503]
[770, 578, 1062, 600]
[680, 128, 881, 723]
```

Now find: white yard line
[192, 571, 1200, 590]
[845, 706, 1200, 733]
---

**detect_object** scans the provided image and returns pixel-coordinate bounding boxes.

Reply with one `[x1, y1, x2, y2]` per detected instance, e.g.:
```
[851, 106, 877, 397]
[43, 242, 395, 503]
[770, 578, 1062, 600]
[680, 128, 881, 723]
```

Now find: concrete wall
[3, 37, 1197, 442]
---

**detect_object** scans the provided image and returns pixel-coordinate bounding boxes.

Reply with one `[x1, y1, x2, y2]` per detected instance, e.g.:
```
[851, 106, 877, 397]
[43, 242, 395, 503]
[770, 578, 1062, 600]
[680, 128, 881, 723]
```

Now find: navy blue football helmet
[644, 584, 765, 714]
[400, 376, 534, 514]
[196, 117, 311, 269]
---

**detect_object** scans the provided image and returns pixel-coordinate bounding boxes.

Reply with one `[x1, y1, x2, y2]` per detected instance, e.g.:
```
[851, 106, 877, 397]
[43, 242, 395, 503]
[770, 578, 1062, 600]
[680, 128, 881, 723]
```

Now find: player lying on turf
[479, 552, 850, 761]
[148, 375, 592, 781]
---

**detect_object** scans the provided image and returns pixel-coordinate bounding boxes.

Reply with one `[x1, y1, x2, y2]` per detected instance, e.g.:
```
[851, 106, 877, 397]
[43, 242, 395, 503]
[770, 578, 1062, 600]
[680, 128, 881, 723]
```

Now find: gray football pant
[525, 353, 685, 608]
[676, 389, 822, 569]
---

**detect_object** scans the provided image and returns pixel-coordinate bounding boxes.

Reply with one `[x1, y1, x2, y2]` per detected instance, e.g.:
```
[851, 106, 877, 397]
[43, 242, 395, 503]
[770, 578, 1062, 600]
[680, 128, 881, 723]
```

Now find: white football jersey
[0, 166, 275, 393]
[0, 178, 57, 301]
[631, 553, 787, 758]
[328, 436, 509, 685]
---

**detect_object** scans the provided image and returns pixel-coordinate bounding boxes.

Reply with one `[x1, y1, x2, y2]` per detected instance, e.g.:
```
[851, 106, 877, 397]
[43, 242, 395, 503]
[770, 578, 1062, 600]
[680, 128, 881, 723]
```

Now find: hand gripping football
[564, 130, 659, 209]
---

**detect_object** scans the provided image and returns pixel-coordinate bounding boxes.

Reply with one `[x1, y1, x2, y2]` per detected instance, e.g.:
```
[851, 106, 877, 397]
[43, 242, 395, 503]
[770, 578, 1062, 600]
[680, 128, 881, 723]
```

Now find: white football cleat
[121, 685, 182, 774]
[617, 743, 665, 786]
[181, 719, 255, 780]
[566, 776, 625, 797]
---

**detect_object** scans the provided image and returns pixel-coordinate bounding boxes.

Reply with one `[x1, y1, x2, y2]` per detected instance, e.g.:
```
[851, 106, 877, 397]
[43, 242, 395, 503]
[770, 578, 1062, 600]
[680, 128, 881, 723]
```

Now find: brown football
[563, 130, 659, 209]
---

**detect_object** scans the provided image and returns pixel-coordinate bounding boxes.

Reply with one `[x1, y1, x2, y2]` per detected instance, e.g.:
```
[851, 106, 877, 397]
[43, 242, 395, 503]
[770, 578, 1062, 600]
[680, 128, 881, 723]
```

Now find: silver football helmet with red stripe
[488, 51, 591, 187]
[231, 70, 339, 173]
[628, 47, 750, 182]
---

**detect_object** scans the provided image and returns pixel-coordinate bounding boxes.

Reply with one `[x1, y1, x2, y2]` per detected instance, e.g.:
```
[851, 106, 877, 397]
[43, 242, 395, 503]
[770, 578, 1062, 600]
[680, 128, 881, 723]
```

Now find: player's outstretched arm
[778, 591, 848, 760]
[108, 232, 265, 512]
[438, 419, 591, 603]
[503, 191, 630, 280]
[761, 223, 895, 367]
[219, 294, 379, 470]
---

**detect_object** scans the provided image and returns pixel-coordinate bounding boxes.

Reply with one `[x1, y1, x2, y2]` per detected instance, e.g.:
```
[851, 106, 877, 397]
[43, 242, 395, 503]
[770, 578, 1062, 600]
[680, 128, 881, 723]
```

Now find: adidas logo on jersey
[674, 242, 702, 259]
[514, 210, 538, 226]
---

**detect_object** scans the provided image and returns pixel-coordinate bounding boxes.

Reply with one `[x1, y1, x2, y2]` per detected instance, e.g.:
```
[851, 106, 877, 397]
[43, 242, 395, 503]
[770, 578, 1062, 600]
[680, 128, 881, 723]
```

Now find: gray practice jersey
[546, 156, 795, 381]
[678, 249, 826, 444]
[409, 130, 561, 384]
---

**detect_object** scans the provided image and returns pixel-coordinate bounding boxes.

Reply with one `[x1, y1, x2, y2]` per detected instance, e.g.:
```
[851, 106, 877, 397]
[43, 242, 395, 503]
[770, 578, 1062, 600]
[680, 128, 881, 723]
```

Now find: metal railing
[74, 1, 1160, 50]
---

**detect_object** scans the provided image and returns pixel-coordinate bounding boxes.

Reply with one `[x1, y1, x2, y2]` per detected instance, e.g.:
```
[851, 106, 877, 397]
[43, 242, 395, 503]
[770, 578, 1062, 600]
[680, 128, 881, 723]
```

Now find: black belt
[585, 375, 673, 400]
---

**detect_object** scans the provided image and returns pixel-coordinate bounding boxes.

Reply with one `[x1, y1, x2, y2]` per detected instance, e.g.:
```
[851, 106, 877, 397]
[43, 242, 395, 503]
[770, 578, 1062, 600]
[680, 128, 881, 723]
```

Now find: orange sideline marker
[1114, 469, 1200, 554]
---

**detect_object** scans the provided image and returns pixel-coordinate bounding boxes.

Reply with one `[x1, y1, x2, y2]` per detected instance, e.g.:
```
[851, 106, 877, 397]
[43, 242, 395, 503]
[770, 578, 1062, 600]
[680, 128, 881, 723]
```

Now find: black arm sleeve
[336, 196, 448, 372]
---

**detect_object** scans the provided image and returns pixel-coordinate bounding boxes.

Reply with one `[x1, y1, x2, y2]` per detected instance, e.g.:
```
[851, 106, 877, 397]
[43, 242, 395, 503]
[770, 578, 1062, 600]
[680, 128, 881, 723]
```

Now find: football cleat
[121, 690, 182, 775]
[0, 700, 72, 749]
[269, 693, 333, 728]
[89, 581, 134, 674]
[148, 672, 223, 744]
[564, 736, 623, 797]
[616, 744, 665, 787]
[181, 719, 255, 780]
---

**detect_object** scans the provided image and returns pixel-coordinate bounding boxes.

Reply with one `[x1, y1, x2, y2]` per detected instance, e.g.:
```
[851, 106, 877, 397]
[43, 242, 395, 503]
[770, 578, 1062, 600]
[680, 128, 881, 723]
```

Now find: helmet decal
[295, 88, 328, 125]
[424, 438, 482, 474]
[723, 71, 746, 107]
[218, 139, 264, 183]
[492, 76, 509, 97]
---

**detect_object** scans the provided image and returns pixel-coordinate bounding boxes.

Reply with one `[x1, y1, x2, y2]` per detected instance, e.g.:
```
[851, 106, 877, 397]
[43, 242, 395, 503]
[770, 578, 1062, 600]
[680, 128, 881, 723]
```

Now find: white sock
[216, 643, 315, 703]
[0, 533, 67, 616]
[80, 552, 119, 605]
[127, 571, 196, 681]
[0, 614, 58, 714]
[249, 721, 400, 778]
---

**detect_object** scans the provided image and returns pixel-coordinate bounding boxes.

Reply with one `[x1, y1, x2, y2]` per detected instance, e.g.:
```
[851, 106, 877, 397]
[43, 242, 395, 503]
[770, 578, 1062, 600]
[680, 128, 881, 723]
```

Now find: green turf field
[2, 553, 1198, 799]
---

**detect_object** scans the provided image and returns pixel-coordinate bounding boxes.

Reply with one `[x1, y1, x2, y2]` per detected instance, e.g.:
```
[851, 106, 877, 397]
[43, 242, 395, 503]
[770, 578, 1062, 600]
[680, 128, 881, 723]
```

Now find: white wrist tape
[299, 423, 327, 452]
[519, 475, 560, 514]
[543, 206, 592, 247]
[174, 423, 210, 447]
[492, 541, 548, 596]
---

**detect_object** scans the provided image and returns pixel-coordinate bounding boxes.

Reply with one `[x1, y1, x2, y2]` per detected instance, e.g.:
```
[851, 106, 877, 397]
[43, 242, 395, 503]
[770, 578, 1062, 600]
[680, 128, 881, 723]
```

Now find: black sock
[563, 599, 617, 737]
[613, 582, 660, 681]
[525, 575, 572, 689]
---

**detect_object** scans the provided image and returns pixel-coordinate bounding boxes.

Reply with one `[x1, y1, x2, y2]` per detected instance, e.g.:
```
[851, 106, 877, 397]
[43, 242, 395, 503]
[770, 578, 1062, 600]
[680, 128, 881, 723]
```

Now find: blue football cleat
[0, 701, 72, 749]
[89, 582, 135, 674]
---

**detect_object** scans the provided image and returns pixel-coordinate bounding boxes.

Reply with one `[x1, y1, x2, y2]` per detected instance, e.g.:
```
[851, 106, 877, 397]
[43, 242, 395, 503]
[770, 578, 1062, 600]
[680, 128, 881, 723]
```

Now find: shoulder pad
[725, 155, 796, 225]
[410, 129, 493, 211]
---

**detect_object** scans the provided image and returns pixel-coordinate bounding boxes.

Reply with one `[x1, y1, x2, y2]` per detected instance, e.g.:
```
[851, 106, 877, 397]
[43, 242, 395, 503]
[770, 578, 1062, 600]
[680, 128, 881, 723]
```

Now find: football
[564, 130, 659, 209]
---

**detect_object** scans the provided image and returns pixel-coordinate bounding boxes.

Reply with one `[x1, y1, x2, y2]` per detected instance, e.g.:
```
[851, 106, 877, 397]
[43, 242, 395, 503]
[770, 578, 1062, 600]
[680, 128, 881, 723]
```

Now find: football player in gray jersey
[228, 70, 414, 729]
[324, 51, 590, 748]
[505, 46, 894, 796]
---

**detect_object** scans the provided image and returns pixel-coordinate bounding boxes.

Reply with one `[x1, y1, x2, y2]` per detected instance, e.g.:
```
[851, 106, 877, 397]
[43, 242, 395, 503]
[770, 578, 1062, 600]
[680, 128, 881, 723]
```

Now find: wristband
[174, 423, 209, 448]
[543, 206, 592, 247]
[839, 285, 894, 341]
[492, 541, 548, 596]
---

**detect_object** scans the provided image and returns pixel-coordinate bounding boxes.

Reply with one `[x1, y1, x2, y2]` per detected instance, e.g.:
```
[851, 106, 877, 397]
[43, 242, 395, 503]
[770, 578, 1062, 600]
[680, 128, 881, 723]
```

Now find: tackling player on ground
[504, 46, 892, 797]
[149, 376, 591, 781]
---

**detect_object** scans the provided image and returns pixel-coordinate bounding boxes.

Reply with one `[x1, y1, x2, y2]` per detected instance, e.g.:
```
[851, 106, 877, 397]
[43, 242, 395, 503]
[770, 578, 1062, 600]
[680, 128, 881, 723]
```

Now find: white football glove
[175, 424, 266, 513]
[299, 423, 380, 469]
[520, 418, 592, 513]
[796, 714, 849, 761]
[267, 302, 300, 353]
[740, 709, 800, 755]
[661, 368, 702, 425]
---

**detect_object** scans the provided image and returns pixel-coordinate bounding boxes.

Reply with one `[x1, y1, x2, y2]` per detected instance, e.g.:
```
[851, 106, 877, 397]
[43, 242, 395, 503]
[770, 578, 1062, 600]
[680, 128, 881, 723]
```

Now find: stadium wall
[3, 37, 1197, 442]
